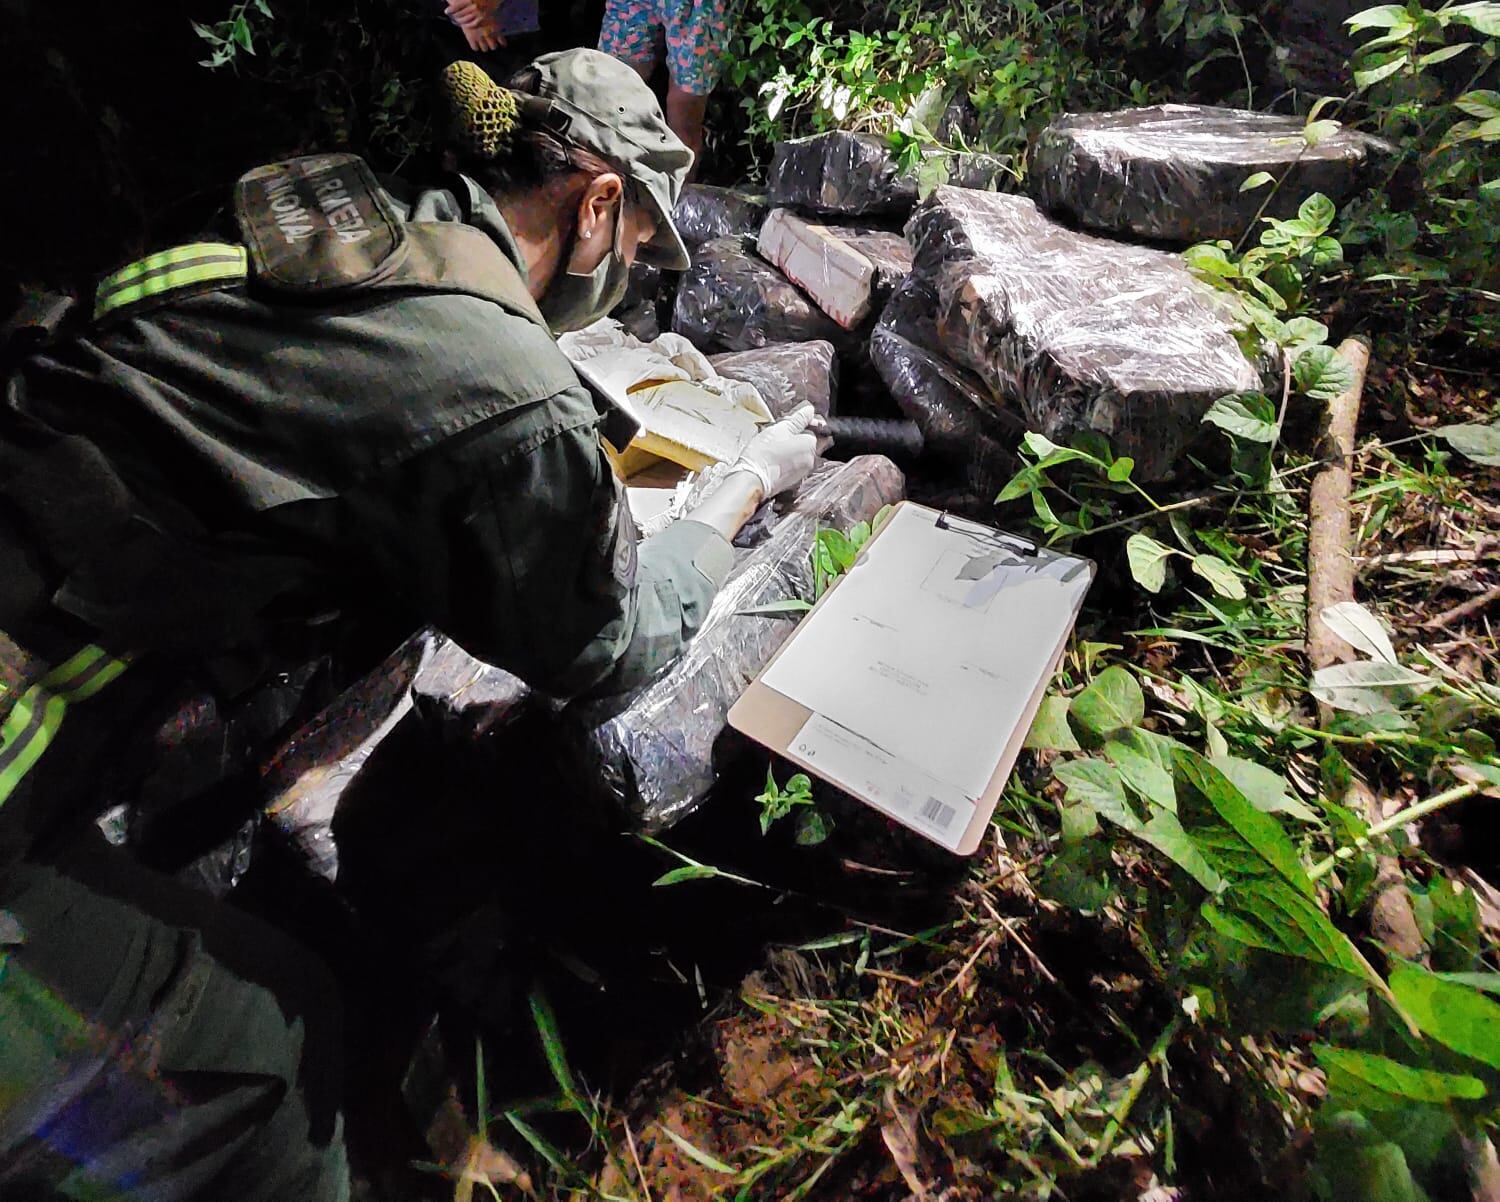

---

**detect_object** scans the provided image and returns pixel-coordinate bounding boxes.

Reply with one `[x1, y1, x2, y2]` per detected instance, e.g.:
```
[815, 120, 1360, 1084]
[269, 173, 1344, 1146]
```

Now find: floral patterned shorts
[598, 0, 734, 97]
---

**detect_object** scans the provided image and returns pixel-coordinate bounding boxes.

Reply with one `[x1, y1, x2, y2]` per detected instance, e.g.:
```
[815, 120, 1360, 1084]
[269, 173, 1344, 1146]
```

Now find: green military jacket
[5, 166, 733, 700]
[0, 157, 736, 857]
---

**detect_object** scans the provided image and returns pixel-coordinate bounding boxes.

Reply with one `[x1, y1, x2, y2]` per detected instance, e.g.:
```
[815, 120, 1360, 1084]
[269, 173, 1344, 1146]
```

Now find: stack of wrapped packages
[256, 318, 902, 874]
[255, 107, 1395, 874]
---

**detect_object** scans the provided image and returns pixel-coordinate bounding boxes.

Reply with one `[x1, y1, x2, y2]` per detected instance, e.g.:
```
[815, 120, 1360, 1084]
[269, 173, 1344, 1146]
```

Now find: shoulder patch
[235, 153, 405, 296]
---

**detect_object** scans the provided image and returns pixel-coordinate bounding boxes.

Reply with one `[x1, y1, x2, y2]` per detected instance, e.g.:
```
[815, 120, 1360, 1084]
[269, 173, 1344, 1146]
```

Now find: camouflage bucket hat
[522, 49, 694, 271]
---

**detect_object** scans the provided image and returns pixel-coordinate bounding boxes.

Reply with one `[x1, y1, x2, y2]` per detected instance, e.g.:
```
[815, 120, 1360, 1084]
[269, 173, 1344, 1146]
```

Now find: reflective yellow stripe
[94, 248, 248, 320]
[0, 645, 130, 808]
[95, 242, 242, 300]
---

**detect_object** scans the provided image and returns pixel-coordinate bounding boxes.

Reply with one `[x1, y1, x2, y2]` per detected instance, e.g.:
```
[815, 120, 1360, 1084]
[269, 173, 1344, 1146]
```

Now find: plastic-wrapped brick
[757, 208, 913, 330]
[709, 341, 839, 420]
[1031, 104, 1392, 245]
[672, 184, 769, 248]
[870, 274, 1020, 486]
[568, 456, 905, 829]
[260, 630, 530, 881]
[908, 187, 1275, 480]
[672, 235, 845, 353]
[769, 131, 1009, 217]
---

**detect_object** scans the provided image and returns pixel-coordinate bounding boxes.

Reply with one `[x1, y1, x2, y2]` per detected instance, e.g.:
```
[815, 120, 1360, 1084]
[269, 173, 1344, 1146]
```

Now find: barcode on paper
[919, 797, 957, 830]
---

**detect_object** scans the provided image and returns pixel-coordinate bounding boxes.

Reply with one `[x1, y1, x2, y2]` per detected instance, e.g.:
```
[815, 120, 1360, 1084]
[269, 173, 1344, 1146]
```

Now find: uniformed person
[0, 50, 818, 1199]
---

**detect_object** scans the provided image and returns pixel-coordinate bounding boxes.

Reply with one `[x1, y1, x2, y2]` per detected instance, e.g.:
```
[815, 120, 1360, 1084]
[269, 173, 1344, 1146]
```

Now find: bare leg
[665, 83, 709, 176]
[626, 57, 654, 83]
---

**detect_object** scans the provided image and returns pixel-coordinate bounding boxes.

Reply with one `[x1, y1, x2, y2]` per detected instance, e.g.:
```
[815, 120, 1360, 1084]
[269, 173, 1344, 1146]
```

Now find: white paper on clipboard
[757, 504, 1092, 850]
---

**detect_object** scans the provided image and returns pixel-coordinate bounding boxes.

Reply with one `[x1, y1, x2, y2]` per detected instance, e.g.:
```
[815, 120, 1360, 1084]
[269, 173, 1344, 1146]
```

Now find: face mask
[540, 200, 632, 334]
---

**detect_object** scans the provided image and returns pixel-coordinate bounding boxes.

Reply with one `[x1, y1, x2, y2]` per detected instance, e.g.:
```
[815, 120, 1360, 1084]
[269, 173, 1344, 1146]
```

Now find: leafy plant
[754, 765, 831, 845]
[1337, 0, 1500, 357]
[193, 0, 273, 69]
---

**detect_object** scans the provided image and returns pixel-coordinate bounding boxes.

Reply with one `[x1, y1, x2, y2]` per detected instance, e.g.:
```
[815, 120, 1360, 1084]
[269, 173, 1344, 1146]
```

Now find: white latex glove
[730, 403, 820, 498]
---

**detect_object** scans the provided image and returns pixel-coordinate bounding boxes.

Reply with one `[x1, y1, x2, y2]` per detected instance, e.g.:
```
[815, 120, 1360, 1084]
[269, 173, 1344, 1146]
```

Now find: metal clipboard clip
[934, 511, 1039, 557]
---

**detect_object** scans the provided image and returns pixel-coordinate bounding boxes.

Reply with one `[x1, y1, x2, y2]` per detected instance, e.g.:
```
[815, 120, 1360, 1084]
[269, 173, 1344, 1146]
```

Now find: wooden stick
[1423, 583, 1500, 630]
[1305, 338, 1426, 963]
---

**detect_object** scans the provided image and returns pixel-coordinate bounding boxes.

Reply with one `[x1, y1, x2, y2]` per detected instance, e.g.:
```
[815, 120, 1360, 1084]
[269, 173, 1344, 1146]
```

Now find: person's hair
[439, 60, 637, 217]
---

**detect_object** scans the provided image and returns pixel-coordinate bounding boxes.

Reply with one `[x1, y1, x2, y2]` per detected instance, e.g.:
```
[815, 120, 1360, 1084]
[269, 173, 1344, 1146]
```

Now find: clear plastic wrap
[569, 455, 906, 829]
[672, 184, 769, 248]
[870, 274, 1021, 484]
[1030, 104, 1393, 245]
[259, 630, 530, 881]
[908, 187, 1274, 481]
[671, 235, 846, 353]
[756, 208, 913, 330]
[709, 341, 839, 420]
[768, 131, 1009, 217]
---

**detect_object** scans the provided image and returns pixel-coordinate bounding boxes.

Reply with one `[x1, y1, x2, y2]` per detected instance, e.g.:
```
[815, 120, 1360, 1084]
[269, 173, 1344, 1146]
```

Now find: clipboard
[729, 501, 1094, 855]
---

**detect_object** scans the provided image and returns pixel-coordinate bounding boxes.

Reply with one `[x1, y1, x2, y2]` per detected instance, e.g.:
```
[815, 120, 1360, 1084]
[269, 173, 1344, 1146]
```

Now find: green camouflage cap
[523, 49, 693, 271]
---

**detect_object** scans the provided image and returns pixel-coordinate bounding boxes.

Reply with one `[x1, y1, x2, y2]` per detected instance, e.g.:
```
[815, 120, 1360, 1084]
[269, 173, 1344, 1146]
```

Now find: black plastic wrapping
[1031, 104, 1393, 245]
[610, 262, 665, 342]
[870, 273, 1021, 485]
[768, 131, 1009, 217]
[260, 630, 530, 882]
[709, 341, 839, 420]
[672, 183, 769, 248]
[908, 186, 1274, 481]
[569, 455, 905, 829]
[672, 235, 846, 353]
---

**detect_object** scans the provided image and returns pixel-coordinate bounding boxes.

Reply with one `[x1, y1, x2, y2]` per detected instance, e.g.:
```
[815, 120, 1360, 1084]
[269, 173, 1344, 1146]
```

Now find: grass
[447, 359, 1499, 1202]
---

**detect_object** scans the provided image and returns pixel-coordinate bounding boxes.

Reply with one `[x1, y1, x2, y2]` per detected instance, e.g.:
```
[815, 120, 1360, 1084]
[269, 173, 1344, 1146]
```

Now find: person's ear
[577, 172, 625, 241]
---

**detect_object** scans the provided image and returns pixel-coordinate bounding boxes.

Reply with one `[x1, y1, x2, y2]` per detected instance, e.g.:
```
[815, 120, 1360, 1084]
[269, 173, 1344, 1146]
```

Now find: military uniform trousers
[0, 832, 349, 1201]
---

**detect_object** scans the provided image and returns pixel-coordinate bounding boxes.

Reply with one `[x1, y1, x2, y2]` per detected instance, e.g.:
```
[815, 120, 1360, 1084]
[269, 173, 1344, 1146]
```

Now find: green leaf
[794, 807, 832, 845]
[1107, 456, 1135, 482]
[1138, 810, 1224, 892]
[1211, 756, 1318, 821]
[1311, 661, 1435, 715]
[1315, 1045, 1487, 1111]
[1318, 601, 1398, 664]
[1419, 42, 1473, 66]
[1126, 532, 1175, 593]
[1022, 431, 1100, 470]
[1203, 391, 1277, 442]
[1106, 737, 1178, 811]
[1446, 2, 1500, 36]
[1436, 421, 1500, 467]
[504, 1111, 572, 1173]
[818, 528, 859, 572]
[1436, 972, 1500, 996]
[660, 1126, 740, 1175]
[1069, 666, 1145, 738]
[1354, 54, 1408, 89]
[653, 864, 722, 886]
[1294, 344, 1357, 401]
[1240, 171, 1275, 191]
[996, 465, 1041, 503]
[1024, 694, 1082, 752]
[1389, 963, 1500, 1070]
[1304, 119, 1342, 147]
[1176, 749, 1314, 895]
[1054, 757, 1142, 831]
[1202, 878, 1366, 977]
[1191, 554, 1247, 600]
[529, 988, 584, 1109]
[1345, 5, 1412, 32]
[1298, 193, 1337, 233]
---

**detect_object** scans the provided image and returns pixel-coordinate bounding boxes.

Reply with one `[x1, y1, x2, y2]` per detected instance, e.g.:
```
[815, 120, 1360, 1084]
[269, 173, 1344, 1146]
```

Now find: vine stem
[1090, 1017, 1182, 1166]
[1307, 781, 1482, 881]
